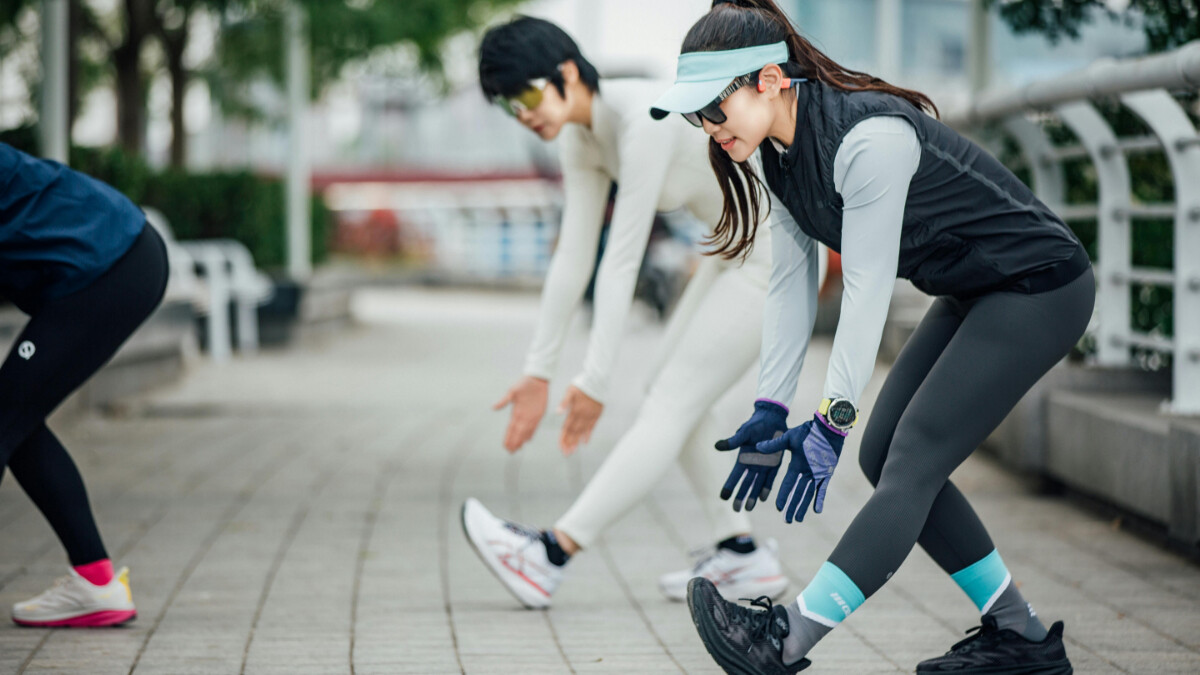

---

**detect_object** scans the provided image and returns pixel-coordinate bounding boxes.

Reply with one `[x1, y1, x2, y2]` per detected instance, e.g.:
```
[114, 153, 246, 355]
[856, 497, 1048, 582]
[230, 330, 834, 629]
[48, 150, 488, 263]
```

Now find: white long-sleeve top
[522, 79, 769, 403]
[757, 115, 922, 410]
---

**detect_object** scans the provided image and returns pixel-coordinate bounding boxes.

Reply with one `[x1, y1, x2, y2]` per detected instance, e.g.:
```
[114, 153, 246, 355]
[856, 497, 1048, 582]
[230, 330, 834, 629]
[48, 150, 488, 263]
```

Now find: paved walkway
[1, 288, 1197, 674]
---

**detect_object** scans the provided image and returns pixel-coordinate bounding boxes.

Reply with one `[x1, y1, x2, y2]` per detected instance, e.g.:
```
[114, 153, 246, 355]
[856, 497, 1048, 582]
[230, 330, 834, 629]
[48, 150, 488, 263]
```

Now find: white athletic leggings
[555, 243, 776, 549]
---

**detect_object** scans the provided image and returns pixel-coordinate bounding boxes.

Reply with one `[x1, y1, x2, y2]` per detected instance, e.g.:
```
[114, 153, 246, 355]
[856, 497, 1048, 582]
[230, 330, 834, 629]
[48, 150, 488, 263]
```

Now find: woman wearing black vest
[650, 2, 1091, 673]
[1, 142, 169, 627]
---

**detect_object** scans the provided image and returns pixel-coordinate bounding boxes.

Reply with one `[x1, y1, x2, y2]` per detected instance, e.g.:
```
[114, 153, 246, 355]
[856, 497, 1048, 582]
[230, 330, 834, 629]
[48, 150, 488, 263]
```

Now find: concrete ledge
[979, 365, 1200, 547]
[987, 364, 1171, 471]
[1042, 389, 1200, 544]
[878, 285, 1197, 546]
[1169, 423, 1200, 543]
[1046, 390, 1173, 522]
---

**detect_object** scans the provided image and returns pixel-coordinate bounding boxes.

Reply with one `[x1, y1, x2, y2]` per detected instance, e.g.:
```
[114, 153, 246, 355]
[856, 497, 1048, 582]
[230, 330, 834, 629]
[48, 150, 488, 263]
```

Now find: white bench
[144, 208, 273, 362]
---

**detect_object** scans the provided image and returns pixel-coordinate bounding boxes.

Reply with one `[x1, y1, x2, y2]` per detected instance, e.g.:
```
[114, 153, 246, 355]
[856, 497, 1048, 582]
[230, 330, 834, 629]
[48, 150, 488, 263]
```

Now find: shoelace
[26, 576, 74, 604]
[687, 546, 720, 573]
[948, 616, 1003, 654]
[727, 595, 787, 645]
[503, 521, 541, 542]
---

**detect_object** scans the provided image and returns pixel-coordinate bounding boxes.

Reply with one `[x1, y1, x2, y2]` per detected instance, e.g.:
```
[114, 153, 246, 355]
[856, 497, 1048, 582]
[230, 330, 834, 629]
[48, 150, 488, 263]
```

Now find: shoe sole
[662, 575, 790, 603]
[460, 500, 550, 610]
[13, 609, 137, 628]
[916, 664, 1072, 675]
[686, 578, 808, 675]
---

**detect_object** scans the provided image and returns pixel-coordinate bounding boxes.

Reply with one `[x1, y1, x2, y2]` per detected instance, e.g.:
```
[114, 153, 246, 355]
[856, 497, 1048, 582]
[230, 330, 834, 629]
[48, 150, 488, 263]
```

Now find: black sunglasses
[682, 74, 755, 128]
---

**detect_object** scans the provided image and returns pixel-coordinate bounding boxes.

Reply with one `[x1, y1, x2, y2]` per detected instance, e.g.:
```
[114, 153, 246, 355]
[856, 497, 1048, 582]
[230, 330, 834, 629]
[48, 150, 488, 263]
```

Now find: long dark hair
[688, 0, 939, 260]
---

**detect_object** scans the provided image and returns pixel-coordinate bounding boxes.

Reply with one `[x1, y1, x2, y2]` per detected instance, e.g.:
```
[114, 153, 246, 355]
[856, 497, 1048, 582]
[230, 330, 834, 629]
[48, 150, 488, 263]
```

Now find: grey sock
[781, 600, 832, 665]
[985, 581, 1047, 641]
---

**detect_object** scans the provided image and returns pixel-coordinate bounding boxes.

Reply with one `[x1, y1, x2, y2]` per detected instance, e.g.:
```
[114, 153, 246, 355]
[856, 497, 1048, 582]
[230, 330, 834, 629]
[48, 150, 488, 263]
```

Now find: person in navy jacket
[1, 142, 169, 627]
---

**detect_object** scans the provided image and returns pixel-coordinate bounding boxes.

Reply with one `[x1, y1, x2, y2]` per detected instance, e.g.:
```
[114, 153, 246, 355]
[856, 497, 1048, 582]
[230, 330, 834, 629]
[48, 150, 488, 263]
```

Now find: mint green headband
[650, 41, 790, 120]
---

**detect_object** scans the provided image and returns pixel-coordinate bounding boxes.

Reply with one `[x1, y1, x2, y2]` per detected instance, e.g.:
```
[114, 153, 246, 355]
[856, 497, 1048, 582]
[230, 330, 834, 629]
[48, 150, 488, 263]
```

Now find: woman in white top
[460, 16, 817, 609]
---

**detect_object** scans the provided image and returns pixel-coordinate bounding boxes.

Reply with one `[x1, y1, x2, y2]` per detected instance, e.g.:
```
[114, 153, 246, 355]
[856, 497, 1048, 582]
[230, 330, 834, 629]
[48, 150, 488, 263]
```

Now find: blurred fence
[947, 41, 1200, 414]
[322, 178, 562, 283]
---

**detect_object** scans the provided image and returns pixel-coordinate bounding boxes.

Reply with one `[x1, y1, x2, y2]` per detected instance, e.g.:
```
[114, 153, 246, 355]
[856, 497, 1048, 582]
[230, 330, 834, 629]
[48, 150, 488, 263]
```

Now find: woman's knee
[876, 424, 954, 494]
[857, 424, 890, 487]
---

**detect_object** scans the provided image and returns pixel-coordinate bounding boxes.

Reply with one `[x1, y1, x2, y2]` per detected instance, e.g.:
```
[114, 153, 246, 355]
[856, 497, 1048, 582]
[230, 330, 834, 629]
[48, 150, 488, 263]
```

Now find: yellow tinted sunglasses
[494, 78, 550, 117]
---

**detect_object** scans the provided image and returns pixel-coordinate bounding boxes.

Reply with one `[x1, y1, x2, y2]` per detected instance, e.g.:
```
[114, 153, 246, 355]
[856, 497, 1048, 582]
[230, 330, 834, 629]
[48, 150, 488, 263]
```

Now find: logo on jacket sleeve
[17, 341, 35, 360]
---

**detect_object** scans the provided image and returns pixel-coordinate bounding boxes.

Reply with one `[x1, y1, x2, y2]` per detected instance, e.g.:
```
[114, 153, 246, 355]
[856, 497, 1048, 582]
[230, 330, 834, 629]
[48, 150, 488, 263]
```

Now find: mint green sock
[781, 562, 865, 663]
[951, 550, 1046, 641]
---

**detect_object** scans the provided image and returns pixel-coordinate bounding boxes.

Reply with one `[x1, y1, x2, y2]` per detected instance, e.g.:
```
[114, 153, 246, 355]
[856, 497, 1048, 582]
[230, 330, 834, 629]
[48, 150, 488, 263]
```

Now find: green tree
[3, 0, 522, 162]
[1, 0, 108, 135]
[985, 0, 1199, 52]
[209, 0, 524, 117]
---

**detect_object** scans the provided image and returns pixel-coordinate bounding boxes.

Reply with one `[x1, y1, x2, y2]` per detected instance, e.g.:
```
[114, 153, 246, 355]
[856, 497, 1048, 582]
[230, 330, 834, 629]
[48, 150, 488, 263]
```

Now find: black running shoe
[686, 577, 811, 674]
[917, 615, 1073, 674]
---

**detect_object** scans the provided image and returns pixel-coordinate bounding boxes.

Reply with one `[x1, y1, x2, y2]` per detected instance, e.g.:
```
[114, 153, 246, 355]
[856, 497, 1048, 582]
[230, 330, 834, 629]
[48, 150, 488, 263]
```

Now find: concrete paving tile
[0, 288, 1195, 674]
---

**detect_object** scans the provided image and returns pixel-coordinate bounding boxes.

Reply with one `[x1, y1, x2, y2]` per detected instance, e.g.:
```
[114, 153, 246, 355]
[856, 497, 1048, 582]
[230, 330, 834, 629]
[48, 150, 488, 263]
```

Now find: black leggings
[0, 224, 168, 566]
[828, 267, 1095, 597]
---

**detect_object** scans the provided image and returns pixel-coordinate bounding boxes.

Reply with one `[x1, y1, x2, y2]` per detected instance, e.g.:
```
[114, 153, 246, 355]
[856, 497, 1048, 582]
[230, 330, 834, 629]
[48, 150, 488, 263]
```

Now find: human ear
[559, 60, 580, 85]
[757, 64, 787, 98]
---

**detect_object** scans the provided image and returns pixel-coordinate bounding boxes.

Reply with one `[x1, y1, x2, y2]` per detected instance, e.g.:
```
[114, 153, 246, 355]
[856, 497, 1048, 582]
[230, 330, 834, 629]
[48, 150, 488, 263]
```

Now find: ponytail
[688, 0, 939, 260]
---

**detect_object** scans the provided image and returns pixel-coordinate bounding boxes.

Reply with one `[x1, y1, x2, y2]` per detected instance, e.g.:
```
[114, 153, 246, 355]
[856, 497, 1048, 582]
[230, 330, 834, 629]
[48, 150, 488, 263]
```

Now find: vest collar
[766, 81, 814, 166]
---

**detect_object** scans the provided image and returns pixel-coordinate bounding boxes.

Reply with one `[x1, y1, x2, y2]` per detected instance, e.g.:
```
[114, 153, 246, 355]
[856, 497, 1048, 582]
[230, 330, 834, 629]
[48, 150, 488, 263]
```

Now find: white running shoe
[659, 538, 790, 602]
[12, 567, 137, 627]
[461, 498, 564, 609]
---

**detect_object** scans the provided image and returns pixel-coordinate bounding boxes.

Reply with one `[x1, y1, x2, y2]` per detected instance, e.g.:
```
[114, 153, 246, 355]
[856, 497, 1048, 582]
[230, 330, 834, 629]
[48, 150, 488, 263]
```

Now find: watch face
[828, 400, 856, 428]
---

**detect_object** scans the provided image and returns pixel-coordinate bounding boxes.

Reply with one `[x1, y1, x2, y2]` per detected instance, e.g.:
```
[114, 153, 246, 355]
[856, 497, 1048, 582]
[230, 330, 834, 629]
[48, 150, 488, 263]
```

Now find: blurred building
[275, 0, 1146, 280]
[0, 0, 1151, 282]
[186, 0, 1146, 177]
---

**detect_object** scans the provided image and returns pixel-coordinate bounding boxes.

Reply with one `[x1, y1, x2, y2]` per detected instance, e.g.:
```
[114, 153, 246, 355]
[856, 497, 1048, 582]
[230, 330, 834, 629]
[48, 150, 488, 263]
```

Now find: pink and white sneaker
[461, 498, 564, 609]
[12, 566, 137, 627]
[659, 538, 790, 602]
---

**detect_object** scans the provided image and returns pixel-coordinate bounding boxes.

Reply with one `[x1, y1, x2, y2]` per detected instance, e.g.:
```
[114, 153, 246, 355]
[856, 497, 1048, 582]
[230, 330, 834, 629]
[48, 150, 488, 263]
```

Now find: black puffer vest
[759, 81, 1088, 299]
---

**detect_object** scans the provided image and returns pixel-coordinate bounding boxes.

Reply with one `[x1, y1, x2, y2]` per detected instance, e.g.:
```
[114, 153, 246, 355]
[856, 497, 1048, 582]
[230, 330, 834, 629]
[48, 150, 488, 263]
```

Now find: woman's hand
[757, 415, 846, 523]
[493, 376, 550, 453]
[717, 400, 790, 511]
[557, 385, 604, 456]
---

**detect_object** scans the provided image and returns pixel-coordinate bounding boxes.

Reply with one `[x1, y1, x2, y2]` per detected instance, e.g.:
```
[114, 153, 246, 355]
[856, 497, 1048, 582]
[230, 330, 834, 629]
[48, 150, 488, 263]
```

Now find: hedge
[1, 128, 328, 271]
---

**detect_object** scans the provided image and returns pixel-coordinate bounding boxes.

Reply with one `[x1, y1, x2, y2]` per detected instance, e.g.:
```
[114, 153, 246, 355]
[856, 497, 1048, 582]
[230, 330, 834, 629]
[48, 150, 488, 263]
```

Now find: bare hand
[493, 376, 549, 453]
[557, 385, 604, 456]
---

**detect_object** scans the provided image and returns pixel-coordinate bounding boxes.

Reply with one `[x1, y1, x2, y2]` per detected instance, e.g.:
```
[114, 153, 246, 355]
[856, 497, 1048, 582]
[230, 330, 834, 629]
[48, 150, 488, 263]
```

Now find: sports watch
[819, 397, 858, 432]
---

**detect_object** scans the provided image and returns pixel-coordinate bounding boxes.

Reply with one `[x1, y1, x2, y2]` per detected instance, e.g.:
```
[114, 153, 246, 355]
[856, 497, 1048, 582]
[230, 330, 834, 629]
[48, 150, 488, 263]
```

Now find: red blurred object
[820, 250, 842, 298]
[333, 209, 402, 257]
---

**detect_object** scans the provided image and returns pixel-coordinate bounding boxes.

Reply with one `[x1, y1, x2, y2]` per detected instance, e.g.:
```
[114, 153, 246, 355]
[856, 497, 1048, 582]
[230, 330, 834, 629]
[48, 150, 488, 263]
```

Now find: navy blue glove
[715, 400, 789, 512]
[756, 414, 846, 523]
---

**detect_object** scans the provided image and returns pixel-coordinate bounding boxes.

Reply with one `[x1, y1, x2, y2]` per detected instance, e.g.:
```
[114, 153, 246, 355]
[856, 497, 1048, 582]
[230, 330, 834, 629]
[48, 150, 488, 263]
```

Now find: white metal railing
[323, 180, 563, 282]
[946, 41, 1200, 414]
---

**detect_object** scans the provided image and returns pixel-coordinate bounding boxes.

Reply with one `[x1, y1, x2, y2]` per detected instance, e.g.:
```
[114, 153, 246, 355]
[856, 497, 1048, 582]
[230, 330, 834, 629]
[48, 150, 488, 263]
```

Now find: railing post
[1121, 90, 1200, 413]
[1003, 116, 1065, 210]
[1056, 102, 1132, 367]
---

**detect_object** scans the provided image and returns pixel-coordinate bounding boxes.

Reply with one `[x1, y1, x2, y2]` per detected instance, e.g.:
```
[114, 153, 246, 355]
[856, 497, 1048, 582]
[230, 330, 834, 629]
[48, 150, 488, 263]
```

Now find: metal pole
[39, 0, 69, 163]
[876, 0, 903, 83]
[948, 40, 1200, 127]
[285, 1, 312, 280]
[967, 0, 991, 97]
